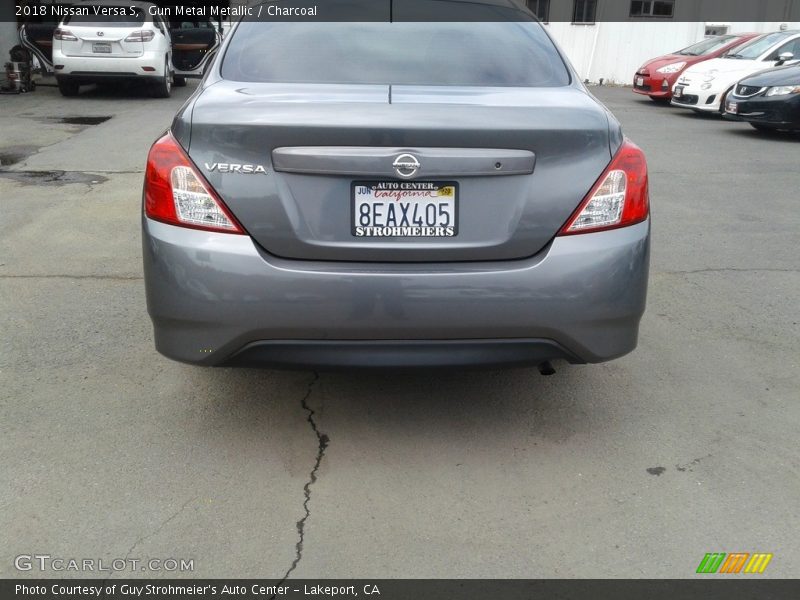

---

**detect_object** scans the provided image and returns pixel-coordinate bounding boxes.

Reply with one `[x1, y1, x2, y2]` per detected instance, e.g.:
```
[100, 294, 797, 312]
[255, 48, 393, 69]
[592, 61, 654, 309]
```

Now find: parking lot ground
[1, 84, 798, 579]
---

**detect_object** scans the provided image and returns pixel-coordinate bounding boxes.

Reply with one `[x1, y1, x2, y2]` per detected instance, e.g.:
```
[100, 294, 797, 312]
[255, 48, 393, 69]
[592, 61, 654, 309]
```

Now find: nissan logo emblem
[392, 153, 420, 178]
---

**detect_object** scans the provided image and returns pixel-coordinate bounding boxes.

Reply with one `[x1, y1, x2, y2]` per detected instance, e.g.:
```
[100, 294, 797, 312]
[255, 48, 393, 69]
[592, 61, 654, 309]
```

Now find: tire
[173, 75, 187, 87]
[57, 79, 79, 97]
[749, 123, 775, 132]
[150, 58, 172, 98]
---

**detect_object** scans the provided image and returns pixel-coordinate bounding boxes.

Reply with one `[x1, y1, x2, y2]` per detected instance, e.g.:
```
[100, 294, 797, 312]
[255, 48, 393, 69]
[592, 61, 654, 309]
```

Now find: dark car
[724, 64, 800, 132]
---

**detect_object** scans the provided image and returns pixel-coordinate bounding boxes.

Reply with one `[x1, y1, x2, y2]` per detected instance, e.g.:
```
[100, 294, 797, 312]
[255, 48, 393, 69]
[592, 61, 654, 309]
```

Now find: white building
[528, 1, 800, 83]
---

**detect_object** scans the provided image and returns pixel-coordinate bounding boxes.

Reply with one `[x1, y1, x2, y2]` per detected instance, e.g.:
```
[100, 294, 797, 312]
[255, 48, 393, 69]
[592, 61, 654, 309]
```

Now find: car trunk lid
[186, 82, 612, 262]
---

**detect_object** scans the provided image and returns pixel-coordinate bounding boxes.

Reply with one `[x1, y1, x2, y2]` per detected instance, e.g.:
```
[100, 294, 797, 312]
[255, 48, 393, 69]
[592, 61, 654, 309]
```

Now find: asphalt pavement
[1, 82, 798, 579]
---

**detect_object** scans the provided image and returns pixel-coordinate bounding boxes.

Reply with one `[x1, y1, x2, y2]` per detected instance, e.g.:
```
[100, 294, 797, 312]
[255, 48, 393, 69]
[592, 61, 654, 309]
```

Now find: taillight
[54, 28, 77, 41]
[125, 30, 155, 42]
[558, 139, 649, 236]
[144, 133, 244, 234]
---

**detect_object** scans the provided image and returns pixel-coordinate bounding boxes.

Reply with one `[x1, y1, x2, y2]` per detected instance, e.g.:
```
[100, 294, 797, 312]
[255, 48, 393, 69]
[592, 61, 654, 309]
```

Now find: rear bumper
[224, 339, 582, 369]
[56, 73, 161, 84]
[142, 218, 650, 368]
[53, 49, 165, 79]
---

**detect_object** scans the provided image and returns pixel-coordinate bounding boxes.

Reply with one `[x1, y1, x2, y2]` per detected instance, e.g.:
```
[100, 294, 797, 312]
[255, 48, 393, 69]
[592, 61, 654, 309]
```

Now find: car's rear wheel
[57, 79, 79, 97]
[151, 58, 172, 98]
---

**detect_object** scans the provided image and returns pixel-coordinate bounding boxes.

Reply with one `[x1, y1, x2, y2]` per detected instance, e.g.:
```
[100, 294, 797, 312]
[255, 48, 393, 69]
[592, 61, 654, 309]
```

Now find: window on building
[527, 0, 551, 23]
[630, 0, 676, 18]
[572, 0, 597, 23]
[704, 24, 730, 36]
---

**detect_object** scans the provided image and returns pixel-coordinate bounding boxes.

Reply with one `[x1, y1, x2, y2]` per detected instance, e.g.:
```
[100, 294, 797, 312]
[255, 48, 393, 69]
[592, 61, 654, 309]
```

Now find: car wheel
[151, 58, 172, 98]
[57, 79, 79, 97]
[173, 75, 187, 87]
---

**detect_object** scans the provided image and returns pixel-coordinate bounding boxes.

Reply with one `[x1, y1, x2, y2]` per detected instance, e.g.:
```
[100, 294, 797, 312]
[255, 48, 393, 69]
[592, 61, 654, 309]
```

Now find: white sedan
[671, 30, 800, 113]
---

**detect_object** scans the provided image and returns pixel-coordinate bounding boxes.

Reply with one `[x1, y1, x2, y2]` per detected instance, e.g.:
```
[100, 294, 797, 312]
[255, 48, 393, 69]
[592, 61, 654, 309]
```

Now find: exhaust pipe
[538, 361, 556, 376]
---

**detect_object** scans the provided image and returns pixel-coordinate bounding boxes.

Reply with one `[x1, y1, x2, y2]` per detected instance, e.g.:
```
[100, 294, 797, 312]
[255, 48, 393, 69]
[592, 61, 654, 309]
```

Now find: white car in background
[671, 30, 800, 113]
[20, 0, 220, 98]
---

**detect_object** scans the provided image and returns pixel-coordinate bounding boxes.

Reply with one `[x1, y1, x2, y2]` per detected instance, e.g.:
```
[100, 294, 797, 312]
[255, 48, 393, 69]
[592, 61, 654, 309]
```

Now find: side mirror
[776, 52, 794, 65]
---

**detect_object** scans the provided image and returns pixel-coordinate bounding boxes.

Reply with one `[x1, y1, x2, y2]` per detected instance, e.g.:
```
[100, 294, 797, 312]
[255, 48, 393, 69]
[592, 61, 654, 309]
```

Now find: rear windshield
[676, 35, 736, 56]
[221, 22, 570, 87]
[64, 8, 146, 28]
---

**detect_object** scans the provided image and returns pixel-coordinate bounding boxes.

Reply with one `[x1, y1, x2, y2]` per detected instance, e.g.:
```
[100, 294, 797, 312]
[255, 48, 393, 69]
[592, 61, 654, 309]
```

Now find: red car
[633, 33, 760, 102]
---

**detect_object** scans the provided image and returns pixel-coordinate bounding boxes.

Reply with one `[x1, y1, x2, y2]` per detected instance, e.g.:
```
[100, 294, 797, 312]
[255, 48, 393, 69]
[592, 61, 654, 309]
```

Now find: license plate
[727, 102, 738, 114]
[352, 181, 457, 237]
[93, 42, 111, 53]
[674, 86, 683, 98]
[636, 77, 644, 87]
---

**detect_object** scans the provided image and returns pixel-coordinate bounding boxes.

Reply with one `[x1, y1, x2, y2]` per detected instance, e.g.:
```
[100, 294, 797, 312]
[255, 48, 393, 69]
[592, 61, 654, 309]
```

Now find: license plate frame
[92, 42, 112, 54]
[351, 180, 458, 238]
[726, 101, 738, 114]
[674, 86, 684, 98]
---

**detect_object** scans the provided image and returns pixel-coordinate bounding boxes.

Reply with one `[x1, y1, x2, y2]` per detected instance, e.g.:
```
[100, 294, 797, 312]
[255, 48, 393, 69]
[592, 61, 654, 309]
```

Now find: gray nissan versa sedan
[142, 1, 650, 369]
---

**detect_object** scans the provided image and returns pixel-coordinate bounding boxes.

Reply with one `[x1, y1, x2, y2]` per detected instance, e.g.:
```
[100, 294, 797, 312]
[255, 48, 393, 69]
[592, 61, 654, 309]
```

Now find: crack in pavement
[123, 496, 197, 561]
[0, 274, 143, 281]
[103, 496, 196, 583]
[3, 169, 144, 175]
[277, 372, 327, 585]
[0, 170, 110, 186]
[656, 268, 799, 276]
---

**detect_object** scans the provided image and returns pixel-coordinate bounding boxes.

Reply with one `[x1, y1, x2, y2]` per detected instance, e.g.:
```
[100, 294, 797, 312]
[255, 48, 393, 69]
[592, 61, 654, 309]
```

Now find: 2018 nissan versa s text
[142, 0, 651, 369]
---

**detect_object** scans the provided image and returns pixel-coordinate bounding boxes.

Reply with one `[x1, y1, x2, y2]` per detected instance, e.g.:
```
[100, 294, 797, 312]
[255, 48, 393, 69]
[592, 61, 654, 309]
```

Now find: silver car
[142, 1, 650, 369]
